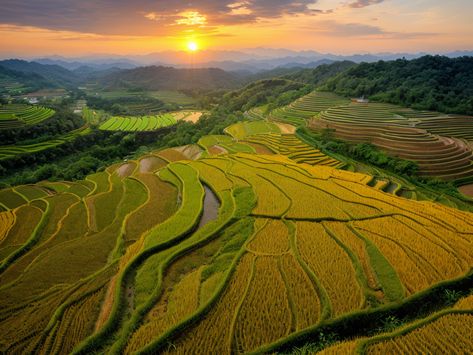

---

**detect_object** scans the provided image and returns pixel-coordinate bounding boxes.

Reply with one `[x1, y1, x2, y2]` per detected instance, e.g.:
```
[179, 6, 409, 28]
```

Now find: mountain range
[21, 49, 473, 73]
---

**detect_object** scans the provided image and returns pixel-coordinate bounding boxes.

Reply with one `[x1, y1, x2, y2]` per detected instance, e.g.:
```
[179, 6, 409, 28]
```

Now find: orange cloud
[175, 12, 208, 26]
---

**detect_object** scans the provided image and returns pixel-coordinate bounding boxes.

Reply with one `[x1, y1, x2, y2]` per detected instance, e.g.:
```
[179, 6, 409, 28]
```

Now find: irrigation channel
[122, 183, 220, 335]
[198, 185, 220, 228]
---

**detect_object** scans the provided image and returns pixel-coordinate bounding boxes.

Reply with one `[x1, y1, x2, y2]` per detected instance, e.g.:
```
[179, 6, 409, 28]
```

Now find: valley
[1, 34, 473, 354]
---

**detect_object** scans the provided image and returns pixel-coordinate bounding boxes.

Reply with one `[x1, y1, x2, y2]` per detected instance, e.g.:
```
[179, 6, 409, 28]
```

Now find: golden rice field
[1, 114, 473, 354]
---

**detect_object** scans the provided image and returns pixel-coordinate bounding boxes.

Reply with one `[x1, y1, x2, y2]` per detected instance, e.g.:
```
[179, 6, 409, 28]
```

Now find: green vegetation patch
[0, 104, 55, 130]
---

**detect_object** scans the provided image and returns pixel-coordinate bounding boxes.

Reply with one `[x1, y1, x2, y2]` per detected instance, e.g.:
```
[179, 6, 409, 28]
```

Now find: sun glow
[187, 41, 198, 52]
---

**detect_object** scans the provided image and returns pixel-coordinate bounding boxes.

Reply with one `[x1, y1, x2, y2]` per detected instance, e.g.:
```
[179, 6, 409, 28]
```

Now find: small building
[27, 97, 39, 104]
[351, 96, 369, 103]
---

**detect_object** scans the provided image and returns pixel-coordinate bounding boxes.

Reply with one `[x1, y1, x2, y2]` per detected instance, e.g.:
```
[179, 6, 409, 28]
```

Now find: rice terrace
[1, 1, 473, 354]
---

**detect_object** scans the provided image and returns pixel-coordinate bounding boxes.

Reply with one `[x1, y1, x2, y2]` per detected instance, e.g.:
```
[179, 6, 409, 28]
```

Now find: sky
[0, 0, 472, 57]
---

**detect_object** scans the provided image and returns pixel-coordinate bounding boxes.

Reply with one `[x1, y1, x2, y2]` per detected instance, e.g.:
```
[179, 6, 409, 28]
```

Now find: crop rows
[99, 113, 177, 132]
[198, 134, 256, 155]
[0, 210, 15, 241]
[244, 133, 342, 167]
[0, 104, 55, 129]
[244, 107, 266, 120]
[0, 125, 91, 161]
[0, 158, 177, 352]
[2, 121, 473, 354]
[269, 91, 350, 126]
[312, 102, 473, 180]
[146, 153, 473, 353]
[225, 121, 280, 140]
[415, 114, 473, 141]
[319, 292, 473, 354]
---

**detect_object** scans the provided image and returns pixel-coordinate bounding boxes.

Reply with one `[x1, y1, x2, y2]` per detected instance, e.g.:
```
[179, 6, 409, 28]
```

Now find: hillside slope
[0, 59, 80, 88]
[97, 65, 242, 91]
[321, 55, 473, 115]
[0, 121, 472, 354]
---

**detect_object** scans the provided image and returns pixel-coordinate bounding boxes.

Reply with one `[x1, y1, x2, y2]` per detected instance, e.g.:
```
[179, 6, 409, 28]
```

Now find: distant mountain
[0, 59, 79, 87]
[283, 61, 357, 85]
[240, 59, 349, 82]
[34, 57, 138, 71]
[97, 66, 243, 91]
[277, 59, 336, 69]
[27, 49, 473, 74]
[71, 65, 125, 78]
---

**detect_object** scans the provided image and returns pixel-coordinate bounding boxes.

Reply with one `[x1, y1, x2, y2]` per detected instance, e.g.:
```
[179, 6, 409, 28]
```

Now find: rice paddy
[1, 91, 473, 354]
[0, 104, 55, 129]
[310, 102, 473, 181]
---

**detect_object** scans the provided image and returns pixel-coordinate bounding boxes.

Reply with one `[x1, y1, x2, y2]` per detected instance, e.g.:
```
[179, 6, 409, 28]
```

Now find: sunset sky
[0, 0, 472, 57]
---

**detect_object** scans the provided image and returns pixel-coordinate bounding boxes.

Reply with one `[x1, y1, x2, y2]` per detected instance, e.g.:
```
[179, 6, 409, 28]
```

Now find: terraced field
[1, 114, 473, 353]
[245, 90, 473, 184]
[416, 114, 473, 140]
[0, 125, 91, 161]
[269, 91, 350, 126]
[99, 111, 203, 132]
[0, 78, 27, 95]
[319, 294, 473, 354]
[99, 113, 177, 132]
[0, 104, 55, 129]
[198, 121, 341, 168]
[311, 102, 473, 180]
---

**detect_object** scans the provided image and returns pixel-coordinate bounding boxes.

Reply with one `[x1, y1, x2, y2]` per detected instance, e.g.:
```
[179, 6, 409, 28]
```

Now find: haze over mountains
[7, 48, 473, 73]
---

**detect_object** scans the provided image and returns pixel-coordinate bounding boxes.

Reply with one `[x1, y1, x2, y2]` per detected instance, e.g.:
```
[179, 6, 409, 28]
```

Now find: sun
[187, 41, 198, 52]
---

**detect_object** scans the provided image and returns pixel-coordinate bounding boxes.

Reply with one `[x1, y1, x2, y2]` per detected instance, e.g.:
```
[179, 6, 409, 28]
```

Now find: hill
[97, 66, 243, 91]
[0, 65, 54, 95]
[283, 60, 356, 85]
[321, 55, 473, 115]
[0, 59, 80, 88]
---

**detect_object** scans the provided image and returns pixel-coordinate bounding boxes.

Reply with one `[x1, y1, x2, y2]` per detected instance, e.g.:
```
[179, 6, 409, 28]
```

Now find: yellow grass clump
[247, 219, 289, 255]
[47, 289, 105, 354]
[0, 210, 15, 243]
[233, 256, 292, 352]
[365, 313, 473, 354]
[324, 222, 380, 292]
[354, 216, 468, 295]
[296, 221, 364, 317]
[280, 254, 321, 330]
[164, 254, 254, 354]
[126, 267, 203, 352]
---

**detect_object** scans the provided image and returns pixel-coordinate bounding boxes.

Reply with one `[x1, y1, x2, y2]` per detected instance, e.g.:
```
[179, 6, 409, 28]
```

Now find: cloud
[309, 21, 385, 36]
[348, 0, 384, 8]
[306, 20, 439, 39]
[144, 12, 165, 22]
[228, 2, 253, 16]
[0, 0, 322, 35]
[175, 12, 208, 26]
